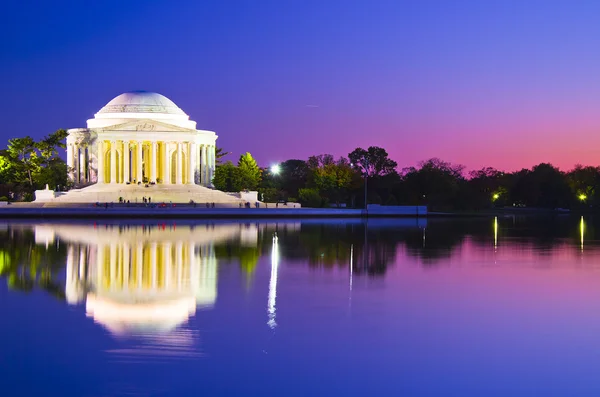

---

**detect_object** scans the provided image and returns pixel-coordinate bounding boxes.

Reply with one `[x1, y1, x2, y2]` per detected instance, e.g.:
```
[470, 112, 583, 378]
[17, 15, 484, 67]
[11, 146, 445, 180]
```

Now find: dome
[97, 91, 187, 116]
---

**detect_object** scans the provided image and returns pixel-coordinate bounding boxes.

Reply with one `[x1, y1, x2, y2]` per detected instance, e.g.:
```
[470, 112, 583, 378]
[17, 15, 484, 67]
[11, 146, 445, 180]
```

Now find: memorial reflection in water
[43, 223, 244, 336]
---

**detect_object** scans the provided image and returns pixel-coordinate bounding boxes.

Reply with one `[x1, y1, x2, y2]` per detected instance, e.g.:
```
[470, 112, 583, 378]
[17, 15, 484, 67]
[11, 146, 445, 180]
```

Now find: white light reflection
[267, 233, 279, 329]
[580, 216, 585, 252]
[494, 216, 498, 251]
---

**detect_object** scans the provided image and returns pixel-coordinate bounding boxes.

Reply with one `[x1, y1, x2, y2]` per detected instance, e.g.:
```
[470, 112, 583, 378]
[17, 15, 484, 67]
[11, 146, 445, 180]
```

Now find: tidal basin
[3, 216, 600, 396]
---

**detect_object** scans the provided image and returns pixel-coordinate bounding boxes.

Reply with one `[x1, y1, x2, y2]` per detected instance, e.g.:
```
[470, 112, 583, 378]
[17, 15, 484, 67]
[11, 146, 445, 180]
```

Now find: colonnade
[65, 240, 217, 303]
[67, 140, 216, 187]
[67, 143, 91, 185]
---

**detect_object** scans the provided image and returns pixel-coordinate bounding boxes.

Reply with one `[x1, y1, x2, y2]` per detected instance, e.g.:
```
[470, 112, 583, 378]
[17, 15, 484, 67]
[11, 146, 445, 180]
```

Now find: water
[2, 216, 600, 396]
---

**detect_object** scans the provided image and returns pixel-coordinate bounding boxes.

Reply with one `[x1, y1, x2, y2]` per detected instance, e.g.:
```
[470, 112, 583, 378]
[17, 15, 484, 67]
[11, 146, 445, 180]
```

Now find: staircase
[45, 184, 246, 205]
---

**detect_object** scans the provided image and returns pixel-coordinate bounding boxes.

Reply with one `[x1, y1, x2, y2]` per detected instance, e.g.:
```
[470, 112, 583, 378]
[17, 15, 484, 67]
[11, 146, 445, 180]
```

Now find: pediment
[99, 119, 195, 133]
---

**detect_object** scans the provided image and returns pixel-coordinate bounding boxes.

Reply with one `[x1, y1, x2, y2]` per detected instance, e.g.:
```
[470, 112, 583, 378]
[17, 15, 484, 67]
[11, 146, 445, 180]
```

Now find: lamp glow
[270, 164, 281, 175]
[579, 193, 587, 201]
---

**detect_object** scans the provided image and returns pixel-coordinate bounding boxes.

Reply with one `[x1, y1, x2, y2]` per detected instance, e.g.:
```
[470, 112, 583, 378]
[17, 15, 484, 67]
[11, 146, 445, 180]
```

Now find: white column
[67, 143, 75, 183]
[79, 147, 86, 183]
[150, 242, 157, 290]
[96, 245, 105, 288]
[164, 242, 172, 289]
[209, 145, 215, 186]
[176, 241, 183, 291]
[136, 141, 143, 184]
[123, 243, 130, 290]
[73, 145, 81, 184]
[161, 142, 168, 184]
[136, 242, 143, 289]
[79, 248, 86, 279]
[65, 245, 76, 303]
[201, 144, 207, 186]
[165, 143, 172, 184]
[188, 142, 195, 184]
[151, 141, 157, 183]
[97, 140, 104, 184]
[123, 141, 130, 183]
[110, 141, 117, 184]
[176, 142, 183, 185]
[109, 243, 117, 290]
[195, 144, 200, 184]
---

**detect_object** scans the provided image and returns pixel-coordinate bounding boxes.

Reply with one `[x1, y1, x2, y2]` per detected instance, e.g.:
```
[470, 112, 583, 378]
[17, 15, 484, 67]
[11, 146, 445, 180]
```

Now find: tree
[213, 161, 243, 192]
[215, 147, 230, 165]
[467, 167, 507, 208]
[34, 130, 69, 190]
[399, 158, 465, 209]
[309, 155, 354, 207]
[280, 159, 309, 198]
[0, 154, 16, 185]
[298, 188, 322, 207]
[4, 136, 38, 188]
[237, 152, 261, 190]
[36, 129, 68, 159]
[260, 159, 310, 200]
[0, 130, 69, 195]
[348, 146, 397, 177]
[566, 164, 600, 207]
[509, 163, 572, 208]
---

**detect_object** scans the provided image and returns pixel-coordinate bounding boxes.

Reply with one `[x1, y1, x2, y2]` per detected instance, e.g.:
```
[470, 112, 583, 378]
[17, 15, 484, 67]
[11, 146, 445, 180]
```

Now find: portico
[91, 138, 215, 185]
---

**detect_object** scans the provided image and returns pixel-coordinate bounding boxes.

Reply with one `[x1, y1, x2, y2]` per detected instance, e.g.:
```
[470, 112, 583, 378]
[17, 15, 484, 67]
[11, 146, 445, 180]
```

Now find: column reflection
[58, 224, 248, 340]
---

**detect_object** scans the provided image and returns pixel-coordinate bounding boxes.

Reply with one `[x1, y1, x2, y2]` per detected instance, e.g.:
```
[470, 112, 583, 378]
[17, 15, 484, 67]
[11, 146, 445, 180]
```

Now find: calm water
[2, 216, 600, 396]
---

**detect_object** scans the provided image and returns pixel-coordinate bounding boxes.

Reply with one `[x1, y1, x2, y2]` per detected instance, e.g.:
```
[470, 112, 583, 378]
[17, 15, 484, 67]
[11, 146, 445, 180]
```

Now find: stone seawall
[0, 206, 427, 219]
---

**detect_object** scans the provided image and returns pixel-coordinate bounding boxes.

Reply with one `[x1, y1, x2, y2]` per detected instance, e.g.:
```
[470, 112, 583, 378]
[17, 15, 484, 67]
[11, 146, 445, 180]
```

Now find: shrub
[0, 196, 7, 202]
[259, 188, 278, 202]
[298, 188, 322, 208]
[23, 193, 34, 202]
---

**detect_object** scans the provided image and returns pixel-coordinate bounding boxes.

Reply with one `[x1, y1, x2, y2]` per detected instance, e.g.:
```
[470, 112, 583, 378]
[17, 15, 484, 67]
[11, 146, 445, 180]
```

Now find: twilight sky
[2, 0, 600, 172]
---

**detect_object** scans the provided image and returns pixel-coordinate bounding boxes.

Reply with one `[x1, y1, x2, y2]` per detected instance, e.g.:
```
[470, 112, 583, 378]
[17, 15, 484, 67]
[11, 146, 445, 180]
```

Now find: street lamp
[351, 162, 368, 211]
[270, 164, 281, 175]
[578, 193, 587, 202]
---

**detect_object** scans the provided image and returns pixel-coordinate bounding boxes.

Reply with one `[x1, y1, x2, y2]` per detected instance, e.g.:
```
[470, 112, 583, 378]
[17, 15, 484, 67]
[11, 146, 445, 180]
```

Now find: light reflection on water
[4, 217, 600, 396]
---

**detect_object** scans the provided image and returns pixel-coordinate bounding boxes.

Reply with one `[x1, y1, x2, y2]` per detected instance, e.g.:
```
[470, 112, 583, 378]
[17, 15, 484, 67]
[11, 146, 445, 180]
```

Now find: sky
[2, 0, 600, 172]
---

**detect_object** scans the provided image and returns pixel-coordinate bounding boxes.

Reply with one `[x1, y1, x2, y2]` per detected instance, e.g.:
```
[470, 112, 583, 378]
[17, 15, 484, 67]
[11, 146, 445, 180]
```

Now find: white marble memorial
[66, 91, 216, 187]
[40, 91, 246, 204]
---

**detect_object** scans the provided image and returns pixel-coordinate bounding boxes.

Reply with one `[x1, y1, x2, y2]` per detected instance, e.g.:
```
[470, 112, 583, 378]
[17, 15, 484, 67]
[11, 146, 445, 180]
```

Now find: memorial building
[67, 91, 216, 186]
[36, 91, 247, 204]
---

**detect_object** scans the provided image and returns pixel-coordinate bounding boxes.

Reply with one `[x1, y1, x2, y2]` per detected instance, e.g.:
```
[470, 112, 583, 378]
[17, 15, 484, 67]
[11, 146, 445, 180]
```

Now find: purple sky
[2, 0, 600, 172]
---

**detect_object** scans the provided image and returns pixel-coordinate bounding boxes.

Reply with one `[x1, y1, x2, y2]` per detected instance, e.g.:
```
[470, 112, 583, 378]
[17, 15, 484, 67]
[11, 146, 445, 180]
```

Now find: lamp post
[351, 161, 368, 212]
[362, 160, 369, 214]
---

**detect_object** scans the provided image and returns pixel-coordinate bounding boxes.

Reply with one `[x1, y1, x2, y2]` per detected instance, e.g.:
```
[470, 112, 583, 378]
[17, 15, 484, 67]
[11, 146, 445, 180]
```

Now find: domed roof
[97, 91, 187, 116]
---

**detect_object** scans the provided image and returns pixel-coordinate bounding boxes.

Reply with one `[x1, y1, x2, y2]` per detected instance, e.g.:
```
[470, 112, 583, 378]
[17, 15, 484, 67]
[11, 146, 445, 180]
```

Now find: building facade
[66, 91, 216, 187]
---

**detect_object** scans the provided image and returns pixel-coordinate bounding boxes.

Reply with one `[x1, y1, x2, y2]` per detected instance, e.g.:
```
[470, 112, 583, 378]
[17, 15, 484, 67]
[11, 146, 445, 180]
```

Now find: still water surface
[2, 217, 600, 396]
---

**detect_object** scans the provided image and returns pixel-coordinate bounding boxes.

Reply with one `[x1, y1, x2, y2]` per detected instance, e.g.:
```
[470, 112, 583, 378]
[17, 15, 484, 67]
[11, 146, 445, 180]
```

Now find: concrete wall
[240, 191, 259, 202]
[367, 205, 427, 216]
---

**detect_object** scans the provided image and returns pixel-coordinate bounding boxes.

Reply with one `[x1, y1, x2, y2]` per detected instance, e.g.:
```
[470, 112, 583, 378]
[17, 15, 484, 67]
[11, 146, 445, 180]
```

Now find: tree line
[1, 130, 599, 210]
[217, 146, 600, 210]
